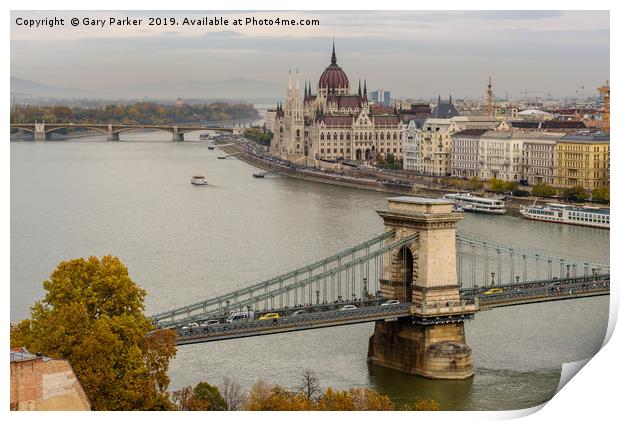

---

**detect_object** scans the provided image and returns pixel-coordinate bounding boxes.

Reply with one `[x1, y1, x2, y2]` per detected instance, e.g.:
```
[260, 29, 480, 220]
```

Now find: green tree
[488, 178, 507, 193]
[10, 256, 177, 410]
[561, 186, 588, 202]
[192, 382, 227, 410]
[591, 187, 610, 203]
[532, 183, 557, 198]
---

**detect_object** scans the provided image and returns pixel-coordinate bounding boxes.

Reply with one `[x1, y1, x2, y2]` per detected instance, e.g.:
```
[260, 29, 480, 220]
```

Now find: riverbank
[216, 142, 538, 214]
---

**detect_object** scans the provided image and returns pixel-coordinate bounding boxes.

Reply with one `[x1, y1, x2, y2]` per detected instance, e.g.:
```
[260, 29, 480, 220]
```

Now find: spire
[449, 94, 452, 104]
[358, 79, 362, 96]
[295, 68, 300, 91]
[438, 94, 441, 104]
[288, 70, 292, 90]
[308, 81, 312, 96]
[363, 78, 367, 99]
[331, 38, 337, 65]
[304, 81, 308, 99]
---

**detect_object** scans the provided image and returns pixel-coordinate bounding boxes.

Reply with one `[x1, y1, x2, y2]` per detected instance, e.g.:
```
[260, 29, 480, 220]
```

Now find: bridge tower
[368, 196, 476, 379]
[34, 122, 48, 141]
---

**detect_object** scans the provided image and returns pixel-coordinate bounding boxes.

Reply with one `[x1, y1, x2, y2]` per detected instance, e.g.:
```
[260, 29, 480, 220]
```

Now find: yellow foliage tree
[10, 256, 177, 410]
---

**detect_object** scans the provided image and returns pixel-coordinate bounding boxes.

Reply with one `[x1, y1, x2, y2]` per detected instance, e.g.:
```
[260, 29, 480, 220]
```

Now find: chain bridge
[10, 122, 238, 141]
[150, 197, 609, 379]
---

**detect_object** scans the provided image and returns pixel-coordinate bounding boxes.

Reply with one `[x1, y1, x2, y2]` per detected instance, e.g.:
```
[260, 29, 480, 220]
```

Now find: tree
[561, 186, 588, 202]
[591, 187, 610, 203]
[488, 178, 508, 193]
[466, 176, 484, 191]
[172, 382, 227, 410]
[414, 398, 441, 411]
[10, 256, 177, 410]
[297, 369, 321, 405]
[245, 381, 310, 410]
[192, 382, 227, 410]
[316, 387, 394, 410]
[532, 182, 557, 198]
[221, 377, 247, 411]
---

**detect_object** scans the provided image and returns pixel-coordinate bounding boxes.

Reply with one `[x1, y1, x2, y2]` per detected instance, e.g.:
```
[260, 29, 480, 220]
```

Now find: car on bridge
[339, 304, 357, 311]
[198, 320, 220, 327]
[292, 309, 308, 316]
[381, 299, 400, 306]
[258, 313, 280, 320]
[483, 288, 504, 295]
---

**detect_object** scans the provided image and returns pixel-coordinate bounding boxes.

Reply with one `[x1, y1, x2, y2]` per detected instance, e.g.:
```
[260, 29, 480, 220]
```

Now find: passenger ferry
[191, 175, 208, 185]
[443, 193, 506, 215]
[520, 203, 609, 229]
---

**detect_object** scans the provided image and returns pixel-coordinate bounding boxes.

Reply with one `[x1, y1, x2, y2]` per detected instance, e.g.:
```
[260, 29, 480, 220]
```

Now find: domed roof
[318, 43, 349, 91]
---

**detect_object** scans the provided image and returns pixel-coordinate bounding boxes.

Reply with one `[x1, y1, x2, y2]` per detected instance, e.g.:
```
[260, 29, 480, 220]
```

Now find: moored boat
[443, 193, 506, 215]
[519, 203, 609, 229]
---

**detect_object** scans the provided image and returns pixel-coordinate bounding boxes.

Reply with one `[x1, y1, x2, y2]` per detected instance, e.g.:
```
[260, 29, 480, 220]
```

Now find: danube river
[11, 132, 610, 410]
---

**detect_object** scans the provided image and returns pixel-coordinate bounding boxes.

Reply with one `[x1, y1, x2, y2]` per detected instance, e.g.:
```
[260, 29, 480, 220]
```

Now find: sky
[10, 10, 610, 100]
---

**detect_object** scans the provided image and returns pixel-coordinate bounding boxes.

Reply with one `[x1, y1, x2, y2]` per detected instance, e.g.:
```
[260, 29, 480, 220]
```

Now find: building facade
[555, 134, 610, 189]
[11, 348, 91, 411]
[403, 116, 499, 176]
[269, 44, 405, 165]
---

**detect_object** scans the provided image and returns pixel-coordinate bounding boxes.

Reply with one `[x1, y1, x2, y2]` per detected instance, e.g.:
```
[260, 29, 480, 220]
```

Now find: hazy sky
[10, 10, 610, 100]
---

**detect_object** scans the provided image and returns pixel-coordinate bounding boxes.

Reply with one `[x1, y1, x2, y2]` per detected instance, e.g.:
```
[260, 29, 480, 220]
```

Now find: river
[10, 132, 610, 410]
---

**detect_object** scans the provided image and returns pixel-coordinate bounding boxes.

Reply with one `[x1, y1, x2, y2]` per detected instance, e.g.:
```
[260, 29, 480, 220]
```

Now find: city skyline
[10, 10, 609, 100]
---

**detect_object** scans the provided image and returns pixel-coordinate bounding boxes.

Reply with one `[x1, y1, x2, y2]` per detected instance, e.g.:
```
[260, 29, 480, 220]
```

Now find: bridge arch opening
[390, 245, 417, 302]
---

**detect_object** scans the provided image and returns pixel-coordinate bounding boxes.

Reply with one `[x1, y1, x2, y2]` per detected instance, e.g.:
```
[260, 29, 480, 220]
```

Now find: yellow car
[258, 313, 280, 320]
[483, 288, 504, 295]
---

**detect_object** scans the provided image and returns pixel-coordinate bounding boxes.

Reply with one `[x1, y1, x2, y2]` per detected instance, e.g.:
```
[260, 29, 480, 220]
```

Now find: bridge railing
[151, 230, 412, 328]
[455, 232, 609, 290]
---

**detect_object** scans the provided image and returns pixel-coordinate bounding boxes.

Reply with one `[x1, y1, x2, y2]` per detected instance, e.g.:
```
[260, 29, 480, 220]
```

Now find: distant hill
[11, 76, 283, 102]
[11, 77, 98, 99]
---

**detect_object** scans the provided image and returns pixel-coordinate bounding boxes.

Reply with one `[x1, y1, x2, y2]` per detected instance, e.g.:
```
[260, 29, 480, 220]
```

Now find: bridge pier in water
[34, 123, 49, 141]
[368, 197, 476, 380]
[106, 125, 119, 141]
[172, 126, 184, 141]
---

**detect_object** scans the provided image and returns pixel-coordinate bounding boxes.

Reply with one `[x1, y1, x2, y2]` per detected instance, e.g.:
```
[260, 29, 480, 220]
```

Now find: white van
[226, 310, 255, 323]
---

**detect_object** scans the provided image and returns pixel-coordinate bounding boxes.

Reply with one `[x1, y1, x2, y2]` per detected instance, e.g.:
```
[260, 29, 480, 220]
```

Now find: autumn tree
[10, 256, 177, 410]
[316, 387, 394, 410]
[466, 176, 484, 191]
[245, 381, 311, 410]
[532, 182, 557, 198]
[413, 398, 441, 410]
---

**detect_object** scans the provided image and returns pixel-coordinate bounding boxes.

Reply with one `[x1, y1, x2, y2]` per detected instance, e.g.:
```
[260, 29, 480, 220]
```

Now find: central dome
[318, 43, 349, 93]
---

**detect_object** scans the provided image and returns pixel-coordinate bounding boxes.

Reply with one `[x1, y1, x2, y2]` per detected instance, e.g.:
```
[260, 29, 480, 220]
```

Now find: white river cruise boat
[520, 203, 609, 229]
[443, 193, 506, 215]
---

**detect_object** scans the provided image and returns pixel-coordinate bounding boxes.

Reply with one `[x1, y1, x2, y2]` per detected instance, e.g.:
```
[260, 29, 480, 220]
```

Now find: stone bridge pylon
[368, 196, 477, 379]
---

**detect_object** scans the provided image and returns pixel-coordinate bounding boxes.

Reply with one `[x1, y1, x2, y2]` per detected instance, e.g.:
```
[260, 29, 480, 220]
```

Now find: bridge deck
[170, 276, 609, 345]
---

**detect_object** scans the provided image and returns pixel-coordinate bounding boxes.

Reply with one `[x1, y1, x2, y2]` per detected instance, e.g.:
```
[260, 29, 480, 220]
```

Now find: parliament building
[269, 44, 406, 165]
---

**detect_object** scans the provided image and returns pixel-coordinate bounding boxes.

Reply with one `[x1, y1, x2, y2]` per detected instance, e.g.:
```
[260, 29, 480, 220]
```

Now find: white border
[3, 1, 616, 420]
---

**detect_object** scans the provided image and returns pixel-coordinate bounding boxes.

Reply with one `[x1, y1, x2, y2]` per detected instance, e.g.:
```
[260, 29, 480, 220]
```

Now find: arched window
[320, 133, 325, 140]
[387, 132, 391, 140]
[327, 133, 331, 140]
[380, 133, 384, 140]
[296, 129, 300, 137]
[340, 132, 344, 140]
[355, 133, 359, 140]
